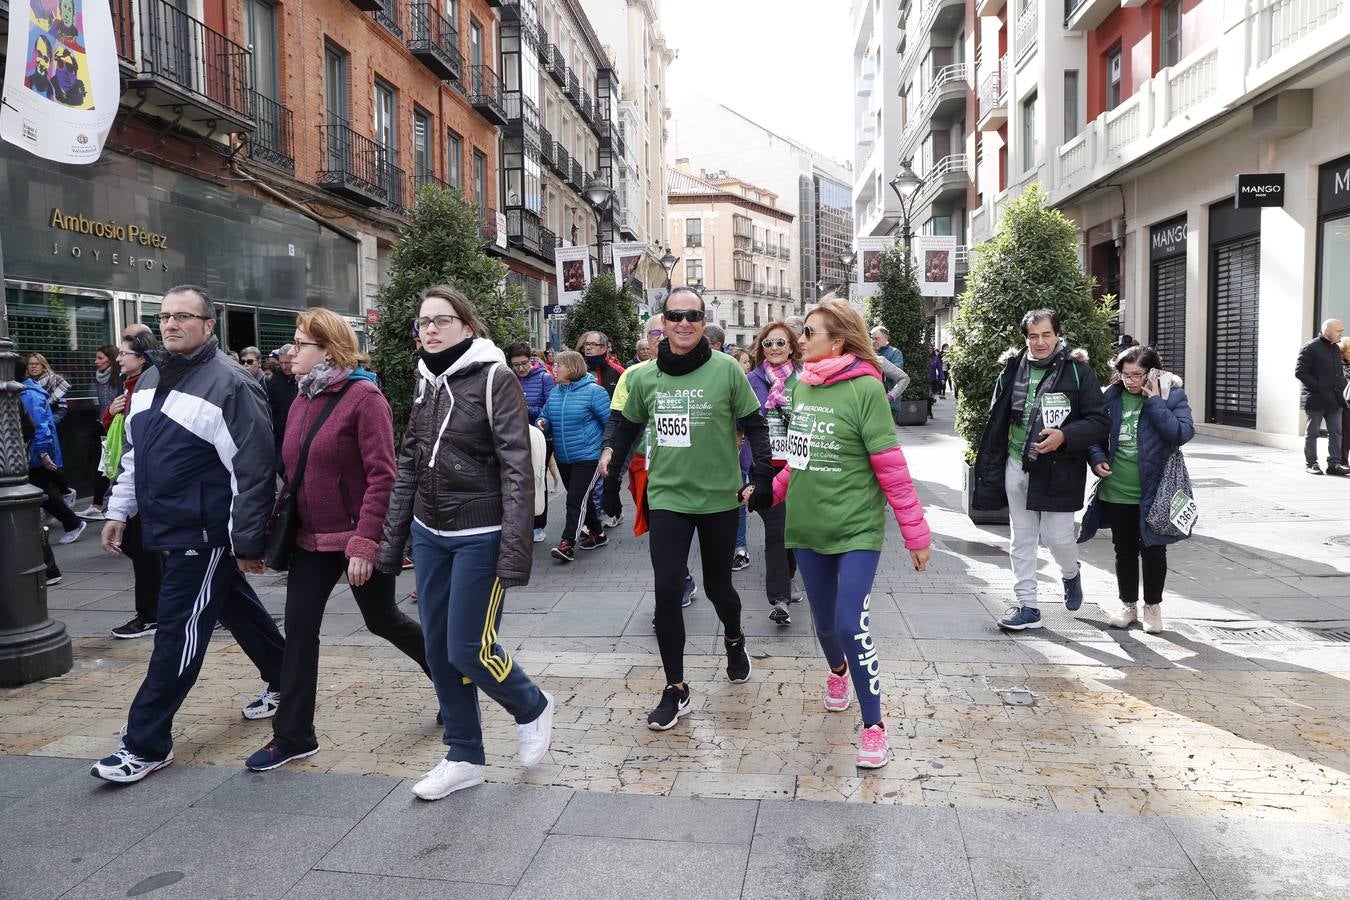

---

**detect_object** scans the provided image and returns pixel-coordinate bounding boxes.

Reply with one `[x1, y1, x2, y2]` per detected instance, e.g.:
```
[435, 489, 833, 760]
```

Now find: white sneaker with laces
[91, 747, 173, 783]
[1141, 604, 1164, 634]
[58, 521, 87, 545]
[77, 505, 105, 520]
[1108, 605, 1139, 629]
[517, 692, 555, 767]
[242, 689, 281, 719]
[412, 759, 484, 800]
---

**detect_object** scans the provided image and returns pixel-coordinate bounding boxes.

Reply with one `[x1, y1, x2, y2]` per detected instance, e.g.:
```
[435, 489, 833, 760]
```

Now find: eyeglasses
[157, 311, 210, 324]
[582, 341, 605, 349]
[510, 359, 532, 369]
[1121, 371, 1148, 382]
[801, 325, 829, 340]
[116, 350, 141, 358]
[760, 338, 789, 350]
[416, 314, 463, 331]
[664, 309, 705, 324]
[647, 329, 664, 338]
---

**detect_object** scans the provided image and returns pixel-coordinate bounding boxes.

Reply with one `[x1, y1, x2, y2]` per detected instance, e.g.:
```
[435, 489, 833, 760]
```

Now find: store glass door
[1207, 236, 1261, 428]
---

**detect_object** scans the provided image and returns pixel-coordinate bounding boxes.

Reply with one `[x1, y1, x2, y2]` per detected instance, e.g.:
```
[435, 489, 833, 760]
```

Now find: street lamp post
[839, 250, 857, 305]
[0, 234, 74, 685]
[888, 159, 925, 257]
[658, 248, 678, 289]
[583, 175, 614, 276]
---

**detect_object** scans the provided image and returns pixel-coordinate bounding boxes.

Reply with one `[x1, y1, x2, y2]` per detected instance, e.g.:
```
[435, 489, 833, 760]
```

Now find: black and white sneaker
[769, 602, 791, 625]
[731, 548, 750, 571]
[111, 616, 157, 639]
[242, 690, 281, 720]
[45, 573, 63, 587]
[91, 747, 173, 783]
[602, 510, 623, 529]
[725, 637, 752, 683]
[646, 684, 692, 730]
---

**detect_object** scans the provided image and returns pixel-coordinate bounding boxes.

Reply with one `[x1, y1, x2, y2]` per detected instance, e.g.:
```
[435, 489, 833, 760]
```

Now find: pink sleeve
[348, 389, 398, 562]
[772, 466, 791, 506]
[869, 446, 931, 550]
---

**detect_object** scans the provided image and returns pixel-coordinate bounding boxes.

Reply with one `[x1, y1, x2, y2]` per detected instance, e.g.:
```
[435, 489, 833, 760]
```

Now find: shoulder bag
[265, 382, 353, 571]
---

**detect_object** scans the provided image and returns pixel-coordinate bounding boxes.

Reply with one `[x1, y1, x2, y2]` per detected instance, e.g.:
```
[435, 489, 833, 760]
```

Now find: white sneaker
[517, 692, 555, 767]
[533, 527, 546, 543]
[1108, 605, 1139, 629]
[1141, 604, 1164, 634]
[77, 505, 105, 520]
[602, 511, 622, 529]
[58, 521, 87, 544]
[412, 759, 484, 800]
[241, 690, 280, 719]
[91, 747, 173, 783]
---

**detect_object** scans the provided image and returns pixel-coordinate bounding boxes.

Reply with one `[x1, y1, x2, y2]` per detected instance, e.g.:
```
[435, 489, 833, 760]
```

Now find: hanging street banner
[2, 0, 121, 164]
[555, 244, 592, 306]
[912, 234, 957, 297]
[854, 236, 896, 305]
[612, 242, 648, 290]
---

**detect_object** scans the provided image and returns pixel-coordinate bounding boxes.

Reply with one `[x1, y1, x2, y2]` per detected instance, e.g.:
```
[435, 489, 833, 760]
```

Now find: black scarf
[657, 336, 712, 376]
[1009, 340, 1067, 419]
[419, 337, 473, 377]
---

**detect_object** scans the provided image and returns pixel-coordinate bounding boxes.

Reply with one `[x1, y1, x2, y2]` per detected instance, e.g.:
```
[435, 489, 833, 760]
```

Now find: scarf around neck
[95, 367, 114, 386]
[760, 361, 796, 408]
[419, 337, 473, 377]
[657, 336, 712, 376]
[1009, 339, 1067, 418]
[800, 354, 857, 386]
[297, 361, 354, 398]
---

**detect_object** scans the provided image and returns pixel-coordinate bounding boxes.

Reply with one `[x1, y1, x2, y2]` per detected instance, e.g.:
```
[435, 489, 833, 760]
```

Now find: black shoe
[551, 540, 575, 562]
[646, 684, 692, 730]
[731, 549, 750, 571]
[725, 637, 752, 683]
[580, 531, 608, 550]
[45, 573, 62, 586]
[112, 616, 157, 639]
[1307, 463, 1324, 475]
[1327, 464, 1350, 477]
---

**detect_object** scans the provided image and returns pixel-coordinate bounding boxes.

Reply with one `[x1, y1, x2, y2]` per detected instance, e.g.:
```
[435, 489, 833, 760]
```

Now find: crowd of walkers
[20, 275, 1286, 795]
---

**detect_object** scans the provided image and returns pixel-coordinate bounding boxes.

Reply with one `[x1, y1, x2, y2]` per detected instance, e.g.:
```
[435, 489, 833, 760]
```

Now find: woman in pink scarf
[767, 299, 932, 769]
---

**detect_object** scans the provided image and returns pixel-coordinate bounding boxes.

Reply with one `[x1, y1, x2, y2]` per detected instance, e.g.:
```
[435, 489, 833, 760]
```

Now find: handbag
[265, 382, 352, 571]
[1145, 448, 1198, 538]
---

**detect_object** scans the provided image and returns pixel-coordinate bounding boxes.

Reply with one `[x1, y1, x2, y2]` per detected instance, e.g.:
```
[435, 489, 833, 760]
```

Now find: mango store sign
[1235, 173, 1284, 208]
[47, 207, 170, 271]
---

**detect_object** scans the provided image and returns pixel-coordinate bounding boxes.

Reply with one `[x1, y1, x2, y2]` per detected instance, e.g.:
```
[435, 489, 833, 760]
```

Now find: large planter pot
[963, 462, 1009, 525]
[894, 399, 928, 426]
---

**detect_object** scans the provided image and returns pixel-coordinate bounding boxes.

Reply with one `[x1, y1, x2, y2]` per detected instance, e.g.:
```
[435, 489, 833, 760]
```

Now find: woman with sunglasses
[747, 322, 803, 625]
[770, 299, 931, 768]
[377, 286, 554, 800]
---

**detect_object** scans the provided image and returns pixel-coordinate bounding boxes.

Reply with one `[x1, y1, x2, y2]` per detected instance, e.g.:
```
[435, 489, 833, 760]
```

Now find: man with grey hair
[266, 343, 298, 477]
[704, 324, 726, 352]
[1295, 318, 1349, 475]
[240, 346, 264, 382]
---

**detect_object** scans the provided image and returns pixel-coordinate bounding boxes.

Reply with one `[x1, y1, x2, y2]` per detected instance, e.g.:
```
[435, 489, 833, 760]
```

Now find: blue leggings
[794, 548, 883, 726]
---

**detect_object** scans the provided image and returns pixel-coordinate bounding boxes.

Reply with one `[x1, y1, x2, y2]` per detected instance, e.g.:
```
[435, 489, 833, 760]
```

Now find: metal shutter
[1208, 236, 1260, 428]
[1149, 256, 1186, 379]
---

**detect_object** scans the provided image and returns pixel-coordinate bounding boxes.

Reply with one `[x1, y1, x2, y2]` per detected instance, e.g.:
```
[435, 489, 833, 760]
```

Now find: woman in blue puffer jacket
[1078, 346, 1194, 635]
[536, 350, 612, 562]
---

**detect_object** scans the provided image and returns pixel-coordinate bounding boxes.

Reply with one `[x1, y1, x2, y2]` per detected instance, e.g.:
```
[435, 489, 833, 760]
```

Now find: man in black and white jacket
[94, 285, 284, 783]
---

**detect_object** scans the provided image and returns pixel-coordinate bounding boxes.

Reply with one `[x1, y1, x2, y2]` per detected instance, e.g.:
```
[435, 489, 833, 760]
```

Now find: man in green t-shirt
[601, 288, 774, 730]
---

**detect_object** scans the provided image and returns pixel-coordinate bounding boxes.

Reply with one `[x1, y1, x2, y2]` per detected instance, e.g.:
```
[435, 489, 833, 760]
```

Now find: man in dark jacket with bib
[972, 309, 1110, 631]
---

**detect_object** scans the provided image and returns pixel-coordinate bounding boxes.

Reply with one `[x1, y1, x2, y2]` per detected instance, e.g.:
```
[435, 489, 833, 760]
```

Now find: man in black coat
[265, 344, 298, 478]
[1294, 319, 1348, 476]
[972, 309, 1111, 631]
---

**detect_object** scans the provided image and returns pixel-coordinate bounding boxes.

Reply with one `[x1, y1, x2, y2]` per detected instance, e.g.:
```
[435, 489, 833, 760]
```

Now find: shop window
[1105, 45, 1123, 111]
[1161, 0, 1183, 69]
[5, 287, 112, 401]
[1318, 216, 1350, 327]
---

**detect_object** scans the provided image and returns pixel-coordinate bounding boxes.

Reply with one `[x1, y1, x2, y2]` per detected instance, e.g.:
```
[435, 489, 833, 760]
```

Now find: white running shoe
[1141, 604, 1164, 634]
[58, 521, 87, 545]
[533, 527, 546, 543]
[241, 690, 281, 720]
[517, 692, 555, 767]
[77, 505, 105, 520]
[412, 759, 484, 800]
[91, 747, 173, 783]
[1108, 605, 1139, 629]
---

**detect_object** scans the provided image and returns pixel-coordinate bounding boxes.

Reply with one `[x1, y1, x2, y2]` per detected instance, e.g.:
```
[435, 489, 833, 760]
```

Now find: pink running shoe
[856, 725, 890, 769]
[824, 671, 851, 712]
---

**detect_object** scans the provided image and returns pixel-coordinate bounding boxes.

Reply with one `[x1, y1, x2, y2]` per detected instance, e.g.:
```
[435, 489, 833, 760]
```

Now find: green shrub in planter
[948, 183, 1117, 466]
[867, 243, 930, 401]
[563, 271, 642, 363]
[370, 184, 529, 445]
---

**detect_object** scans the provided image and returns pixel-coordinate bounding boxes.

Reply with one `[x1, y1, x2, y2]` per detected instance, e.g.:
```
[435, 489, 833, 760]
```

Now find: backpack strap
[485, 362, 504, 428]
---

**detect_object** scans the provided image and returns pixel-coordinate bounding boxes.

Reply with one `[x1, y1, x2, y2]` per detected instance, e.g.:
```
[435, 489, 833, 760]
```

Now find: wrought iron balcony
[569, 159, 585, 191]
[766, 244, 778, 257]
[553, 142, 570, 178]
[537, 226, 559, 260]
[503, 93, 540, 146]
[579, 89, 595, 124]
[318, 120, 403, 208]
[114, 0, 256, 133]
[753, 282, 765, 295]
[734, 278, 753, 293]
[565, 69, 580, 100]
[469, 65, 507, 126]
[506, 209, 541, 255]
[414, 164, 448, 195]
[767, 285, 779, 297]
[534, 21, 549, 58]
[497, 0, 519, 20]
[781, 247, 791, 260]
[539, 127, 555, 167]
[734, 235, 752, 252]
[753, 240, 765, 253]
[246, 91, 294, 173]
[481, 206, 506, 254]
[409, 3, 462, 81]
[548, 45, 567, 85]
[373, 0, 403, 38]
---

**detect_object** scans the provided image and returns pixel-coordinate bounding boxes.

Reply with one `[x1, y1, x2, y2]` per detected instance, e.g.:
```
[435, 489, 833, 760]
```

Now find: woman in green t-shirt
[768, 299, 932, 769]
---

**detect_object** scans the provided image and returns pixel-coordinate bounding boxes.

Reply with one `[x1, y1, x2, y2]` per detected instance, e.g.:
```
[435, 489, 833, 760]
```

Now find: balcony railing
[414, 163, 448, 194]
[753, 240, 765, 253]
[409, 3, 462, 82]
[469, 65, 507, 125]
[753, 282, 765, 295]
[570, 159, 585, 191]
[506, 209, 541, 254]
[317, 119, 403, 208]
[767, 285, 779, 297]
[117, 0, 256, 130]
[374, 0, 403, 38]
[553, 142, 570, 177]
[246, 91, 294, 173]
[781, 247, 791, 260]
[734, 235, 752, 251]
[113, 0, 136, 62]
[565, 69, 580, 100]
[782, 287, 792, 299]
[534, 21, 549, 58]
[579, 89, 595, 124]
[539, 127, 555, 167]
[481, 206, 503, 250]
[539, 225, 559, 258]
[548, 45, 567, 84]
[766, 243, 778, 257]
[1064, 0, 1088, 25]
[735, 279, 753, 293]
[1015, 1, 1038, 62]
[978, 56, 1008, 122]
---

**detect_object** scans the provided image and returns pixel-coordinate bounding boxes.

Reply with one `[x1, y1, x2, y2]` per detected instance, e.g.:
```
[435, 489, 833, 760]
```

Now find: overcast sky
[662, 0, 853, 167]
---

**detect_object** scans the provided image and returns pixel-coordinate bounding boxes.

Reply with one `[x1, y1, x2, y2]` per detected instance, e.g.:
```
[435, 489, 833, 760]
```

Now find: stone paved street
[4, 402, 1350, 897]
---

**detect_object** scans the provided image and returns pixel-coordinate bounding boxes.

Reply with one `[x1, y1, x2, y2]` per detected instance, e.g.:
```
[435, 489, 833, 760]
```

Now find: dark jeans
[1305, 408, 1344, 466]
[648, 507, 744, 686]
[122, 515, 164, 623]
[558, 459, 601, 543]
[1100, 500, 1167, 606]
[410, 523, 547, 766]
[756, 502, 796, 604]
[29, 467, 80, 532]
[273, 547, 430, 751]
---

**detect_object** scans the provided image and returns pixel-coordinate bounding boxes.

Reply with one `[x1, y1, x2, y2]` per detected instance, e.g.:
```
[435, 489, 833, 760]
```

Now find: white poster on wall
[854, 237, 897, 302]
[2, 0, 122, 164]
[612, 242, 648, 289]
[555, 244, 592, 306]
[912, 235, 957, 297]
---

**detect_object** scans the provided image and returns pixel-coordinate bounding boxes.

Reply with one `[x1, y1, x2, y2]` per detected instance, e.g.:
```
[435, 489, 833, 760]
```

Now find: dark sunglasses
[801, 325, 829, 340]
[664, 309, 705, 323]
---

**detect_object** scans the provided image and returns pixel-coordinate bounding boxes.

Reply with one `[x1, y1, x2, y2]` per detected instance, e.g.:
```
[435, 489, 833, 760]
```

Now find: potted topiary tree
[947, 184, 1117, 524]
[563, 270, 641, 362]
[869, 243, 931, 425]
[369, 184, 529, 442]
